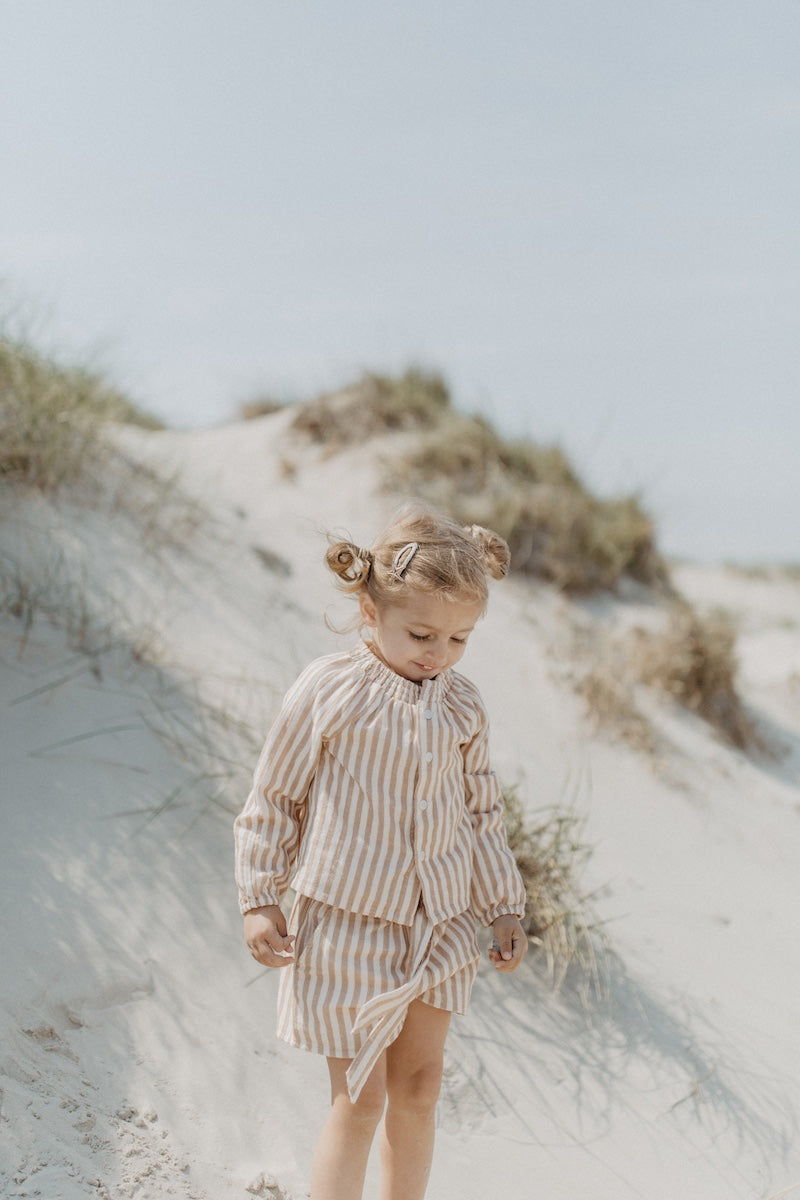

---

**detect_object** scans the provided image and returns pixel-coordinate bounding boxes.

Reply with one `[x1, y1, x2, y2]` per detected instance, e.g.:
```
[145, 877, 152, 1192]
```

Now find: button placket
[415, 699, 435, 870]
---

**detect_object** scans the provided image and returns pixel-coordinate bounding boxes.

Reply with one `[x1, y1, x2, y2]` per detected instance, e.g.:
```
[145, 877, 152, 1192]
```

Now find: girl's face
[359, 590, 484, 683]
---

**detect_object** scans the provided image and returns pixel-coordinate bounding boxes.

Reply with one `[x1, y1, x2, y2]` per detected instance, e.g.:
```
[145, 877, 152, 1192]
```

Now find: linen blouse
[234, 640, 525, 928]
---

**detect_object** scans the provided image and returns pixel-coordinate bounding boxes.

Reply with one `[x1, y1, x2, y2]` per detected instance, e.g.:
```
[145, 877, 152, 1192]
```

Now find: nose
[422, 641, 446, 667]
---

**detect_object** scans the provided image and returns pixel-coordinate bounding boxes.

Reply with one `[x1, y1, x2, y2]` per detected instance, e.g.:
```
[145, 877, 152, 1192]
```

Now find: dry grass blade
[577, 666, 658, 755]
[290, 368, 450, 449]
[386, 411, 669, 594]
[29, 722, 142, 757]
[632, 604, 761, 750]
[503, 786, 608, 1000]
[239, 396, 288, 420]
[0, 326, 162, 491]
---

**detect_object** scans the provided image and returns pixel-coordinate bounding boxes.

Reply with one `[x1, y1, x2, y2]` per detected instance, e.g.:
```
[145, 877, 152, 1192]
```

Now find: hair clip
[357, 547, 373, 580]
[391, 541, 419, 581]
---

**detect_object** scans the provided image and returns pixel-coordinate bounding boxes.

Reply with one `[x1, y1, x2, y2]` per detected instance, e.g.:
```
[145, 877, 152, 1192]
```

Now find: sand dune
[2, 412, 799, 1199]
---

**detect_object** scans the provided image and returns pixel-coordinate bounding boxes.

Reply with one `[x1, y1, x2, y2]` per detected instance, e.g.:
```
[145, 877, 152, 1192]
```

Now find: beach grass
[0, 326, 162, 491]
[631, 603, 761, 750]
[290, 367, 451, 449]
[503, 785, 608, 998]
[387, 410, 669, 594]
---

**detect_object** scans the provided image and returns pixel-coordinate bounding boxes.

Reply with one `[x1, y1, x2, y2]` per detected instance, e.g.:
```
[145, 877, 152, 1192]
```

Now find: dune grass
[631, 604, 759, 750]
[577, 664, 658, 755]
[575, 601, 762, 754]
[388, 411, 668, 594]
[239, 396, 289, 421]
[0, 325, 209, 658]
[503, 785, 607, 997]
[0, 328, 162, 490]
[286, 366, 668, 594]
[290, 368, 451, 449]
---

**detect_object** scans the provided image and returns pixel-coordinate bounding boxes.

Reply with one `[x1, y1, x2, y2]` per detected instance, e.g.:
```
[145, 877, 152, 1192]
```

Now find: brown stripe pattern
[276, 896, 479, 1099]
[234, 641, 526, 928]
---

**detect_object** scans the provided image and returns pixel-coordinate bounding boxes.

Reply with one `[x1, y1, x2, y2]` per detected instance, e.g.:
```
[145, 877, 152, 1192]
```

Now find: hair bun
[325, 540, 373, 591]
[465, 524, 510, 580]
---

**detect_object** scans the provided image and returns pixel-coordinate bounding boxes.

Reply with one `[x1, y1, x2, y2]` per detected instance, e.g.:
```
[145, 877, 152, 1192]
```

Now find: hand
[488, 914, 527, 973]
[243, 904, 295, 968]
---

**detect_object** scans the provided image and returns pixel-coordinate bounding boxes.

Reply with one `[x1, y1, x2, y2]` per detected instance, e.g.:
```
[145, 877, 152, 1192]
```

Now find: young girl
[234, 502, 527, 1200]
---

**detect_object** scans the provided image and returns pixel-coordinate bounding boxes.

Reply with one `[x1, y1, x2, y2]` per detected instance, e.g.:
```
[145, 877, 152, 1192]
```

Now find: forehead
[392, 592, 483, 631]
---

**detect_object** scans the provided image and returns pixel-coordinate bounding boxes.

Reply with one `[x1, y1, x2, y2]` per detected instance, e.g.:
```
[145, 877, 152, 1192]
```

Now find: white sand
[2, 414, 799, 1200]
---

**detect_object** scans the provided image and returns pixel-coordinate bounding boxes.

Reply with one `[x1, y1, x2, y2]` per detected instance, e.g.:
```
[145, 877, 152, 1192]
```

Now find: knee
[387, 1057, 444, 1117]
[338, 1074, 386, 1131]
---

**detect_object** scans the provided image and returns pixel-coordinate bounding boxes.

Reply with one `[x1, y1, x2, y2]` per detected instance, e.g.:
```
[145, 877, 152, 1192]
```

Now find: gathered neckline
[352, 640, 453, 704]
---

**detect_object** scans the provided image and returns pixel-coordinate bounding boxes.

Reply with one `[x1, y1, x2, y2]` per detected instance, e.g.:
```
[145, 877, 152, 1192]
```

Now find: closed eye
[410, 632, 430, 641]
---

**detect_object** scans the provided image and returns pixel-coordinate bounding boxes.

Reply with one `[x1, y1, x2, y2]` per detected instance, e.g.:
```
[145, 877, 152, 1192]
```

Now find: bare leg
[380, 1000, 451, 1200]
[310, 1057, 386, 1200]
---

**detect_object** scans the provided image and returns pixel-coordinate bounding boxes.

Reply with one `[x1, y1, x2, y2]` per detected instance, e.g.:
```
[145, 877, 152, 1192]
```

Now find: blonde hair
[325, 501, 509, 611]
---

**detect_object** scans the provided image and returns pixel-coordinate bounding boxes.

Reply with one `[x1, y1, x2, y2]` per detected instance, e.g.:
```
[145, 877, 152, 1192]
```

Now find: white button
[419, 800, 429, 811]
[418, 851, 426, 862]
[424, 709, 434, 719]
[424, 751, 434, 763]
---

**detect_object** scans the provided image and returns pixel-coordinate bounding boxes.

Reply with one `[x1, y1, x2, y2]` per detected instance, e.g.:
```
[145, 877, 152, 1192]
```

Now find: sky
[2, 1, 799, 564]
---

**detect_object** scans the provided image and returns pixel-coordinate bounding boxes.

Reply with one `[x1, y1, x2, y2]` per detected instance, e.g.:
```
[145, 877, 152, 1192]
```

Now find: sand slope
[1, 413, 799, 1200]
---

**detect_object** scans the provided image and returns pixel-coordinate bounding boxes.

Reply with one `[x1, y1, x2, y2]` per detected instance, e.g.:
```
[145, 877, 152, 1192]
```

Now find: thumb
[497, 930, 514, 961]
[492, 916, 518, 961]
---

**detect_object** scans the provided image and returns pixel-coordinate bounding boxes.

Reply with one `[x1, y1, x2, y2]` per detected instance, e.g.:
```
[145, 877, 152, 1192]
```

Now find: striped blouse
[234, 640, 526, 928]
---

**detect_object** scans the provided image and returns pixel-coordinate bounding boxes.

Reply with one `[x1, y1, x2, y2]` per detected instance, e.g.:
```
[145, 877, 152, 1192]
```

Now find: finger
[249, 941, 295, 967]
[498, 933, 514, 962]
[263, 949, 294, 968]
[502, 931, 527, 971]
[249, 932, 295, 964]
[489, 931, 526, 971]
[264, 928, 294, 954]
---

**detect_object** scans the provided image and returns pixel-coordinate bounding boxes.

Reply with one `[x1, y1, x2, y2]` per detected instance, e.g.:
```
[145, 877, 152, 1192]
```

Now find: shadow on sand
[446, 939, 796, 1185]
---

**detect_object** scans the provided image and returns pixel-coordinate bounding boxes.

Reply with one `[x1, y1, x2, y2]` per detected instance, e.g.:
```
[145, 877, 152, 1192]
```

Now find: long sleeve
[462, 706, 526, 927]
[233, 663, 326, 913]
[234, 644, 527, 927]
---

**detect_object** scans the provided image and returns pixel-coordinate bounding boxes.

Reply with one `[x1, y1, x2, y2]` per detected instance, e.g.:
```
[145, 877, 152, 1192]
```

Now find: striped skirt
[276, 895, 479, 1100]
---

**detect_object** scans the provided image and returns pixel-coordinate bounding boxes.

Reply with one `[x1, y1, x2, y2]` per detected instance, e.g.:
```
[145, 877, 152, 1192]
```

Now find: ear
[359, 592, 378, 628]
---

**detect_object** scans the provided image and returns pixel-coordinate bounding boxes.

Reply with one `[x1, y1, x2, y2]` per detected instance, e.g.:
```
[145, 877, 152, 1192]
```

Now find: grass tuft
[577, 665, 658, 755]
[290, 368, 451, 449]
[239, 396, 289, 421]
[503, 786, 607, 997]
[631, 605, 760, 750]
[387, 412, 669, 594]
[574, 601, 763, 754]
[278, 364, 668, 595]
[0, 328, 163, 490]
